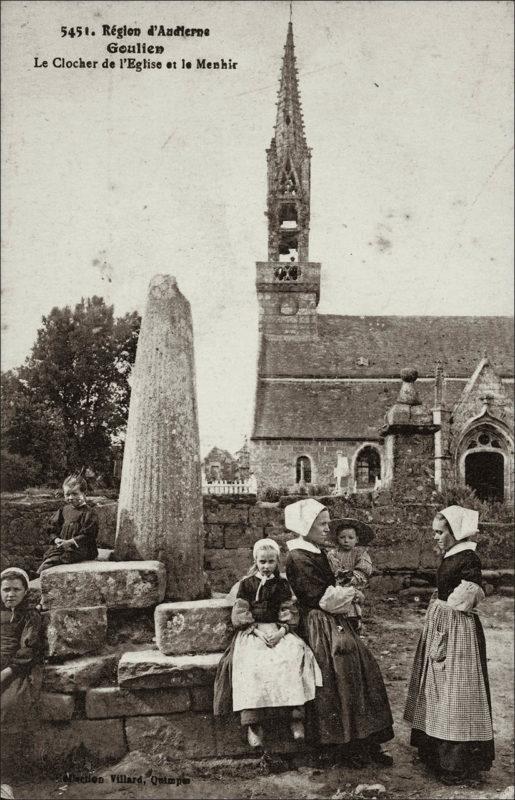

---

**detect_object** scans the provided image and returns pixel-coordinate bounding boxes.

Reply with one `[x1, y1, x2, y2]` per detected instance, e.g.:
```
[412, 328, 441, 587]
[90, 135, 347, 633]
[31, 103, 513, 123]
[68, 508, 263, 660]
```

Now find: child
[325, 518, 374, 632]
[214, 538, 322, 748]
[1, 568, 44, 789]
[37, 473, 98, 573]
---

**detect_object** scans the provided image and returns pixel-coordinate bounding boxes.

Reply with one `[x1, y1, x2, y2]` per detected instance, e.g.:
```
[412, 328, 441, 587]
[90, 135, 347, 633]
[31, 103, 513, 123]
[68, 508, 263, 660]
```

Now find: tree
[1, 369, 67, 486]
[2, 297, 140, 483]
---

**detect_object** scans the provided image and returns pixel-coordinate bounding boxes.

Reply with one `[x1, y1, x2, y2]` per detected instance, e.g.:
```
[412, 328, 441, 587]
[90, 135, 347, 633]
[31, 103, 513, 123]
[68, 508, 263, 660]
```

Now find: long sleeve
[286, 551, 335, 610]
[350, 548, 373, 585]
[447, 580, 485, 611]
[231, 597, 255, 629]
[10, 610, 44, 677]
[44, 509, 63, 543]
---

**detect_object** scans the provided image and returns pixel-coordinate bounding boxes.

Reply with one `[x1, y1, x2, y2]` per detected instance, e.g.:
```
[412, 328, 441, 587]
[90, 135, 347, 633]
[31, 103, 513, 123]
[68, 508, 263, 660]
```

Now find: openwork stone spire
[274, 22, 308, 159]
[266, 22, 311, 263]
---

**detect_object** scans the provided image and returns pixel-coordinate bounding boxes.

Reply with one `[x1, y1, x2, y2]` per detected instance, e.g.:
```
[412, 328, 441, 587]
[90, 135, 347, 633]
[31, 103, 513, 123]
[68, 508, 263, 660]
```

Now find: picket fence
[202, 476, 257, 495]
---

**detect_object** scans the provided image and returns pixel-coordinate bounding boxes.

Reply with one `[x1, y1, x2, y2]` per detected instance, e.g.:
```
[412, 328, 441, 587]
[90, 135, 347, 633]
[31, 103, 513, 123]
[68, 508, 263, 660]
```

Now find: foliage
[308, 483, 332, 496]
[0, 450, 42, 492]
[258, 486, 290, 502]
[1, 297, 140, 482]
[433, 480, 514, 523]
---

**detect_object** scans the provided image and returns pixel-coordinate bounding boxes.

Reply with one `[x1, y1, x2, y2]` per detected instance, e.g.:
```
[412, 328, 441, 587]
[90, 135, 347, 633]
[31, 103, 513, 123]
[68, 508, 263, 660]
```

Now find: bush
[308, 484, 332, 497]
[0, 449, 42, 491]
[258, 486, 290, 502]
[433, 481, 514, 523]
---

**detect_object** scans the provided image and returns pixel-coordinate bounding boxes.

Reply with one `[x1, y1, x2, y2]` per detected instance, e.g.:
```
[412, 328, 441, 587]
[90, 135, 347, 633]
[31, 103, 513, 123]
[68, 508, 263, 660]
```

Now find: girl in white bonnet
[404, 505, 494, 785]
[213, 537, 322, 749]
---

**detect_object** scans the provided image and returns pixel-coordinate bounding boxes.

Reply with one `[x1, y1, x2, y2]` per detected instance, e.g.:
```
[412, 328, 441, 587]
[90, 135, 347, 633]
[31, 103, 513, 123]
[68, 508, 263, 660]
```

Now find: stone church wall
[251, 439, 382, 490]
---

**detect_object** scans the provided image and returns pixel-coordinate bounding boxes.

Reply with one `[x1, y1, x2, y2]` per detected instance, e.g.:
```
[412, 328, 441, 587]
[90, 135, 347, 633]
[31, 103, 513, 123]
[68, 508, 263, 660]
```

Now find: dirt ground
[6, 596, 514, 800]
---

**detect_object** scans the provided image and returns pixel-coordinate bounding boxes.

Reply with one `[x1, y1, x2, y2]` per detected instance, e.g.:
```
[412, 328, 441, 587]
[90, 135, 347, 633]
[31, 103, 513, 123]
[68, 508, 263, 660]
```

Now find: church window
[296, 455, 312, 484]
[355, 446, 381, 488]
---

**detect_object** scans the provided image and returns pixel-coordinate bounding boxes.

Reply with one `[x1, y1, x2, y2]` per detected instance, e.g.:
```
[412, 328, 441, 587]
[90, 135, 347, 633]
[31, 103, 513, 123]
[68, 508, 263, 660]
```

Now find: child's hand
[59, 540, 74, 551]
[54, 537, 63, 547]
[265, 628, 285, 648]
[253, 628, 268, 643]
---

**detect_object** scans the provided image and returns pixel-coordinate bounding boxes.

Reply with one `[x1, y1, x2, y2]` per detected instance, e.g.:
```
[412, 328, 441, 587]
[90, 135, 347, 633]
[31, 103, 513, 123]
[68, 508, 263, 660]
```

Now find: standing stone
[115, 275, 204, 600]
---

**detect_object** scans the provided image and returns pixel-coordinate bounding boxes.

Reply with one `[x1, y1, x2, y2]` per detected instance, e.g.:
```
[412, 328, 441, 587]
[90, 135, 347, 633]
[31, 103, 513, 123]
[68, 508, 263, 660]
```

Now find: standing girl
[37, 473, 99, 573]
[404, 505, 494, 785]
[214, 538, 322, 748]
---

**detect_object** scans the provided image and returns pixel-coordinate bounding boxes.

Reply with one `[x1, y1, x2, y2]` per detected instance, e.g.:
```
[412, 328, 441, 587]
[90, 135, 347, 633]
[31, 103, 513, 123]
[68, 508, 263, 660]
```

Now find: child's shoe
[290, 719, 305, 740]
[247, 724, 263, 748]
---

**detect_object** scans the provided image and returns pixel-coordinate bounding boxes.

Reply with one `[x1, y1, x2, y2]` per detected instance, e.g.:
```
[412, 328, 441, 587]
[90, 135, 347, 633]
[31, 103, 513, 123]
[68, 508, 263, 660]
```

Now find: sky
[2, 0, 513, 457]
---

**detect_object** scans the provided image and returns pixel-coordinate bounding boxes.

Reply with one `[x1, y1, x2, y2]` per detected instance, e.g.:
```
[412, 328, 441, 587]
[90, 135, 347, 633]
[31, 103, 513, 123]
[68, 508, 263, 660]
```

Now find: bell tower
[256, 22, 321, 339]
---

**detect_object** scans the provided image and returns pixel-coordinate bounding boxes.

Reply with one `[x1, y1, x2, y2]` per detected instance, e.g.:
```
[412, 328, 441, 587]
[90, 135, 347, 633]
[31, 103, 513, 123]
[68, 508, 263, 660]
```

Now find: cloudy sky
[2, 0, 513, 455]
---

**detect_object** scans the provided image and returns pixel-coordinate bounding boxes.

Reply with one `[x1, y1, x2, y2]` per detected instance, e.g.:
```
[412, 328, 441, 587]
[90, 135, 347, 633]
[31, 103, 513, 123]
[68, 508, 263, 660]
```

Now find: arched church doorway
[465, 451, 504, 501]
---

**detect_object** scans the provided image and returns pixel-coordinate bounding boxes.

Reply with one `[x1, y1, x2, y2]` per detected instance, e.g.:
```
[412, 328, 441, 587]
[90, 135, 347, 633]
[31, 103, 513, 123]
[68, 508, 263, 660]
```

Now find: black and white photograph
[1, 1, 513, 798]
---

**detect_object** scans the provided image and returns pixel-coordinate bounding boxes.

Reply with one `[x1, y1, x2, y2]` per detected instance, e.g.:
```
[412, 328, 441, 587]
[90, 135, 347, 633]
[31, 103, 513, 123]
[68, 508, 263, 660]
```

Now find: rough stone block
[95, 502, 118, 548]
[85, 686, 190, 718]
[204, 548, 252, 593]
[43, 651, 119, 692]
[44, 606, 107, 658]
[40, 692, 75, 721]
[224, 525, 260, 550]
[125, 713, 216, 759]
[190, 685, 214, 711]
[155, 598, 233, 655]
[118, 650, 221, 689]
[40, 561, 166, 610]
[249, 504, 284, 527]
[204, 524, 224, 548]
[33, 719, 126, 767]
[205, 503, 249, 525]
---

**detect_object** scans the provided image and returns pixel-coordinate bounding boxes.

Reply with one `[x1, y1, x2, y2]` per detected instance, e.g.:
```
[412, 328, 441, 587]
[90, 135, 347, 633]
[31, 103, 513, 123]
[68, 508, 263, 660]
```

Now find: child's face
[64, 485, 85, 507]
[1, 578, 27, 609]
[337, 528, 358, 550]
[255, 550, 279, 577]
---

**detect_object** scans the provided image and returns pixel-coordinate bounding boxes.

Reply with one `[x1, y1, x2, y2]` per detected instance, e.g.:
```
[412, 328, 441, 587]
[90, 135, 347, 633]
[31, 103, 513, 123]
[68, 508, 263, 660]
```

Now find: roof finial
[289, 1, 293, 22]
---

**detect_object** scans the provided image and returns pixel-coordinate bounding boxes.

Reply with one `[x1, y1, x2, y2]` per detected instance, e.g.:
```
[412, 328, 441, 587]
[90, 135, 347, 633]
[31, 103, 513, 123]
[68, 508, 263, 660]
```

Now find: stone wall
[1, 493, 513, 593]
[250, 439, 383, 490]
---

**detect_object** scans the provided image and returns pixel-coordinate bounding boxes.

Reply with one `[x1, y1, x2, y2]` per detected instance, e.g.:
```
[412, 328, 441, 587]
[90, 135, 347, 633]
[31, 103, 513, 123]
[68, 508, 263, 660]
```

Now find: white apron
[232, 622, 322, 712]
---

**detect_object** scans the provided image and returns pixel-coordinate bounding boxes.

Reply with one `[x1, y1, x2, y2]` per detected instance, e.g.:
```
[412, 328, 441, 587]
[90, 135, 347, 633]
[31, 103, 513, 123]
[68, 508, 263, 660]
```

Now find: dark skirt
[304, 609, 394, 747]
[1, 667, 42, 731]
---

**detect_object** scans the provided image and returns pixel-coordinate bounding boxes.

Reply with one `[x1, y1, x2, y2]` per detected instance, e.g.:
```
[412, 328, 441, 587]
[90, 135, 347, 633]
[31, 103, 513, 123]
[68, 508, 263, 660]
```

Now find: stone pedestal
[115, 275, 204, 600]
[154, 599, 233, 655]
[381, 368, 439, 497]
[40, 561, 166, 610]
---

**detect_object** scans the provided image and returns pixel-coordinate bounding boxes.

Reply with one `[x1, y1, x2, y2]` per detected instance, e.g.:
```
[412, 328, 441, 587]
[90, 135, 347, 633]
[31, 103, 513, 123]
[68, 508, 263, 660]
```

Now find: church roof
[253, 378, 470, 440]
[253, 314, 513, 440]
[259, 315, 514, 379]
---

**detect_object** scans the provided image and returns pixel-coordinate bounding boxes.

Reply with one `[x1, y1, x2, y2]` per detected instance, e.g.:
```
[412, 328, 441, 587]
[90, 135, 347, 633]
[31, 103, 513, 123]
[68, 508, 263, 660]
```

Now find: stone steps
[118, 649, 222, 689]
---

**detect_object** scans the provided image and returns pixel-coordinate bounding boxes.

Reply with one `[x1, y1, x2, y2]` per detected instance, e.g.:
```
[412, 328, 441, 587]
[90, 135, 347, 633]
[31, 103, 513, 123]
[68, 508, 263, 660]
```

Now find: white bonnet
[1, 567, 30, 589]
[439, 505, 479, 541]
[284, 498, 327, 537]
[253, 537, 281, 560]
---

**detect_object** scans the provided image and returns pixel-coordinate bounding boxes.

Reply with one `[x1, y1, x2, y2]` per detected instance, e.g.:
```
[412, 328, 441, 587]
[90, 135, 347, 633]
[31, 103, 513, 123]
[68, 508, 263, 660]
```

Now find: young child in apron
[214, 538, 322, 748]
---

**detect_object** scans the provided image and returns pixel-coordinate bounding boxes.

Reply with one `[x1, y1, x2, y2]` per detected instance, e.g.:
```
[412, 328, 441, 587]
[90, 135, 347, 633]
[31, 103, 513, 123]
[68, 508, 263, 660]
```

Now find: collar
[444, 540, 478, 559]
[286, 537, 322, 554]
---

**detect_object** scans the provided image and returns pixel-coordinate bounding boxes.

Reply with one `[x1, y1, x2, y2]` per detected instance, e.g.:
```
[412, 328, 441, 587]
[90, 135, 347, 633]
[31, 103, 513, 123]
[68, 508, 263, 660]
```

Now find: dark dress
[405, 549, 494, 777]
[286, 548, 394, 749]
[1, 596, 44, 778]
[37, 503, 99, 573]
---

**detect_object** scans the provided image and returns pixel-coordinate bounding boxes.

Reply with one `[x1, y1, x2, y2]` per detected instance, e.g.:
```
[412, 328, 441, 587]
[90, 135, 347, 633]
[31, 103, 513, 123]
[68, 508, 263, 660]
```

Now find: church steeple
[256, 21, 320, 340]
[266, 22, 311, 264]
